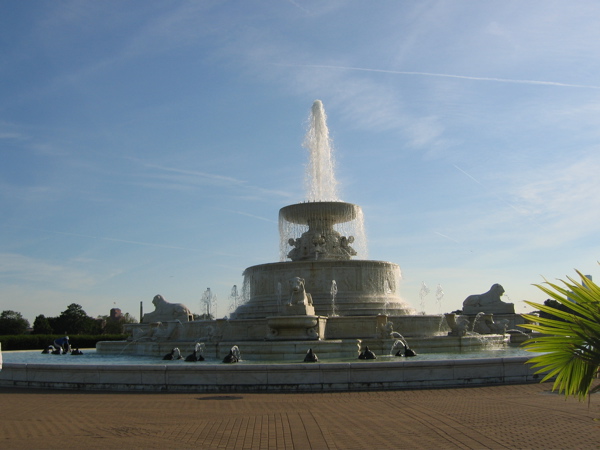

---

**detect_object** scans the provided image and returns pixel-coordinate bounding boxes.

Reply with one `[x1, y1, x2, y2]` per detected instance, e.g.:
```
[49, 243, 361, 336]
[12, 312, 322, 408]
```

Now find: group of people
[41, 336, 83, 355]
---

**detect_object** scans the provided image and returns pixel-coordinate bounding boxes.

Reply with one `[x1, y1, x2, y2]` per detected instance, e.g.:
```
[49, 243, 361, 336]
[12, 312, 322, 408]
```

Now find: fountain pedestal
[267, 303, 326, 340]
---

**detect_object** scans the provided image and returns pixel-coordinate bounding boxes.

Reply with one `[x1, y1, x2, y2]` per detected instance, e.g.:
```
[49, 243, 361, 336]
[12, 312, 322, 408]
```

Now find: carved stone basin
[279, 201, 359, 225]
[268, 316, 319, 329]
[267, 315, 325, 340]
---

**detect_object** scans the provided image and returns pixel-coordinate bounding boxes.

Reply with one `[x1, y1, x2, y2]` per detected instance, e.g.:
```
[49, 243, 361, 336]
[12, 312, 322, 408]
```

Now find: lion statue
[142, 295, 194, 323]
[289, 277, 313, 306]
[462, 284, 515, 314]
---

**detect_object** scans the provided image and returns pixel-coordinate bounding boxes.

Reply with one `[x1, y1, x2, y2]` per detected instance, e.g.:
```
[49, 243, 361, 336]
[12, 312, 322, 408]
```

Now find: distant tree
[48, 303, 102, 335]
[32, 314, 53, 334]
[0, 310, 30, 335]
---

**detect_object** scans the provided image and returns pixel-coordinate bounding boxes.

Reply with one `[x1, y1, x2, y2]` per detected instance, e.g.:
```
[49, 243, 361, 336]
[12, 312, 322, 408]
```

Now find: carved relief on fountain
[444, 312, 509, 336]
[280, 202, 360, 262]
[236, 260, 411, 319]
[266, 277, 325, 340]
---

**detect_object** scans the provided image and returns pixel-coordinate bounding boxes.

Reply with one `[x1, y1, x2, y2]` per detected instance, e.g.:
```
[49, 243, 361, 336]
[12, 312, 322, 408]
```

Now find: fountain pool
[0, 347, 541, 392]
[3, 346, 534, 365]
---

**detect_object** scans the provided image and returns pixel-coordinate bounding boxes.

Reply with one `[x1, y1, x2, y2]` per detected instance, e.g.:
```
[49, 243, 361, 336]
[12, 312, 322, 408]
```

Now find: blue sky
[2, 1, 600, 324]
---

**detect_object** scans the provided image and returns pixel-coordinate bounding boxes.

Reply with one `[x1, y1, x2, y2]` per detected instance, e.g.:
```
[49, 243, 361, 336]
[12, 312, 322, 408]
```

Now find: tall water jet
[304, 100, 338, 202]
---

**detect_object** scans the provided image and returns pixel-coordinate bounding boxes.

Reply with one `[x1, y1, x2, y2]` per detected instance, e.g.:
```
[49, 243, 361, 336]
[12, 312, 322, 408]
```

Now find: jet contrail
[274, 63, 600, 89]
[218, 208, 278, 224]
[433, 231, 460, 243]
[453, 164, 484, 186]
[453, 164, 522, 213]
[17, 227, 197, 251]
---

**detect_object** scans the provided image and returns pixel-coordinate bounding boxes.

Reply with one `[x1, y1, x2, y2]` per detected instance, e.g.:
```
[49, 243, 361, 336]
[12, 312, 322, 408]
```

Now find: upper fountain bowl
[279, 201, 359, 226]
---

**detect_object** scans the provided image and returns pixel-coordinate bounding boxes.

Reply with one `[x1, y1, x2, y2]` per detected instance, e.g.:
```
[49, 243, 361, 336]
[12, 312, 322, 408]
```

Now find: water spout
[435, 284, 444, 313]
[201, 288, 217, 319]
[419, 282, 430, 314]
[304, 100, 338, 202]
[471, 312, 485, 332]
[330, 280, 338, 317]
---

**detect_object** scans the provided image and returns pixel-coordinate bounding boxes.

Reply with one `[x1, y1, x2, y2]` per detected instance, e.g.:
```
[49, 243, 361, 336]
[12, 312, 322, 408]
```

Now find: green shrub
[0, 334, 127, 351]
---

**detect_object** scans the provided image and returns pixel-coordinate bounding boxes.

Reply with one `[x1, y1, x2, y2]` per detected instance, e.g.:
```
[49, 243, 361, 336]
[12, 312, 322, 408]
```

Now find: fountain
[235, 100, 409, 320]
[97, 99, 459, 360]
[0, 101, 538, 392]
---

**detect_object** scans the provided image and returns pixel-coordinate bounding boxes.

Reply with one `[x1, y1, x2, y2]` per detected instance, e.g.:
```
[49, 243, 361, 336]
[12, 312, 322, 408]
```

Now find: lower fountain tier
[234, 260, 413, 319]
[121, 315, 450, 346]
[96, 335, 508, 361]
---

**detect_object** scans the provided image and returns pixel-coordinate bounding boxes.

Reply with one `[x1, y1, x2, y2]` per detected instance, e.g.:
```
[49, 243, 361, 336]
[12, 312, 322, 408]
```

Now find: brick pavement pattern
[0, 382, 598, 449]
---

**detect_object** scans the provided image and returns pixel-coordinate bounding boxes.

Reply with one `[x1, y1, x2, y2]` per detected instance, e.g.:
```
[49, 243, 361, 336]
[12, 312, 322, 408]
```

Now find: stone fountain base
[97, 313, 512, 362]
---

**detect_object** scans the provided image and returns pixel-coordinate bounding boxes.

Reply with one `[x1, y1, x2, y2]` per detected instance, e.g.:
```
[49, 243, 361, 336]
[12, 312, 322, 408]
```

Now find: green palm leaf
[520, 269, 600, 401]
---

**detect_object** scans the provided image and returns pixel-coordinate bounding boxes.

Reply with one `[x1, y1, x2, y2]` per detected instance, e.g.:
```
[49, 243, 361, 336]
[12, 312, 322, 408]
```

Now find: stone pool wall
[0, 356, 542, 393]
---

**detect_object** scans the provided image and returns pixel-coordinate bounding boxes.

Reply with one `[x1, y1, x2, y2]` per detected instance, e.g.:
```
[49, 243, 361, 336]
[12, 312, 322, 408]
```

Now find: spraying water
[330, 280, 338, 317]
[435, 284, 444, 313]
[471, 312, 485, 332]
[228, 285, 240, 316]
[383, 279, 393, 315]
[304, 100, 339, 201]
[201, 288, 217, 319]
[419, 282, 430, 314]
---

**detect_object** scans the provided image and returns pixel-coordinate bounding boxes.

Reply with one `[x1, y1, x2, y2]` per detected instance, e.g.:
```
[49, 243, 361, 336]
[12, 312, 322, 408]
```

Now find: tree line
[0, 304, 137, 336]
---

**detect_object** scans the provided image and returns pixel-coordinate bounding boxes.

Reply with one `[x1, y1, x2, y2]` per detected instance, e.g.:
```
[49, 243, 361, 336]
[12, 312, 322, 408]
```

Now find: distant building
[109, 308, 122, 320]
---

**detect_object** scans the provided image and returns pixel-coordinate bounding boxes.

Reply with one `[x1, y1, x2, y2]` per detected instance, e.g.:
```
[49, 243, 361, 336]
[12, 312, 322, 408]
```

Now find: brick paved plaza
[0, 382, 598, 449]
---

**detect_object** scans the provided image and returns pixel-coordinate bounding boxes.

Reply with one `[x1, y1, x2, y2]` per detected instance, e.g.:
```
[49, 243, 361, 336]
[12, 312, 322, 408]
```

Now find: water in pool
[2, 347, 534, 365]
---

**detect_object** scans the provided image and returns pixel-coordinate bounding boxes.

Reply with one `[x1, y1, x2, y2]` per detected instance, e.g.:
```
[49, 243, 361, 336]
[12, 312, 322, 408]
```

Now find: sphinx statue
[462, 284, 515, 315]
[142, 295, 194, 324]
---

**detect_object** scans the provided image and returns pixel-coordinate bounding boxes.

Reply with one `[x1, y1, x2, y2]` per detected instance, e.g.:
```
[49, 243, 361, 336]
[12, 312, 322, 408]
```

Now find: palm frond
[520, 269, 600, 401]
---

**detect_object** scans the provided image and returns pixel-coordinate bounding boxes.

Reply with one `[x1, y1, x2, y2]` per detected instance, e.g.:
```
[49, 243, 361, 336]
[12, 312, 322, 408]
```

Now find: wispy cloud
[511, 155, 600, 236]
[0, 121, 30, 142]
[216, 208, 278, 224]
[272, 63, 600, 90]
[132, 161, 294, 200]
[142, 163, 247, 188]
[0, 131, 25, 140]
[452, 164, 522, 213]
[12, 227, 199, 252]
[446, 154, 600, 252]
[0, 253, 97, 290]
[0, 181, 63, 203]
[433, 231, 460, 244]
[286, 0, 312, 15]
